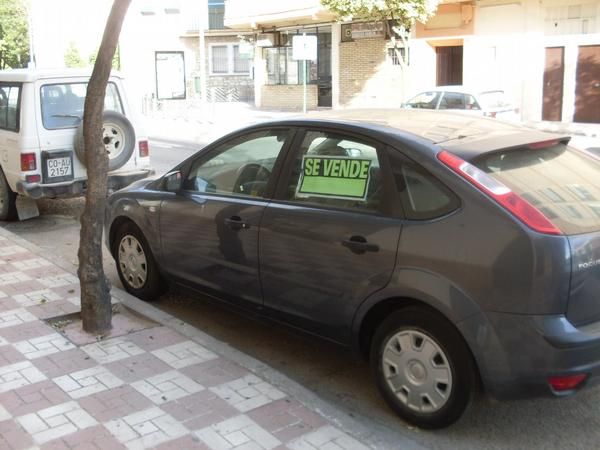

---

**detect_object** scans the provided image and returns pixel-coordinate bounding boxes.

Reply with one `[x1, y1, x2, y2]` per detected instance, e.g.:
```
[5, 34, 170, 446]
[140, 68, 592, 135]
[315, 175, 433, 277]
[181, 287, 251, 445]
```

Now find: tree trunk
[78, 0, 131, 335]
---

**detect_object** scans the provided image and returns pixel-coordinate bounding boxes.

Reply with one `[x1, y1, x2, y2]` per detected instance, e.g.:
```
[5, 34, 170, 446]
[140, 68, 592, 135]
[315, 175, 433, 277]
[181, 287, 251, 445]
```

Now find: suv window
[389, 150, 460, 220]
[184, 129, 290, 198]
[474, 144, 600, 235]
[40, 82, 123, 130]
[285, 131, 384, 213]
[406, 91, 441, 109]
[0, 84, 21, 132]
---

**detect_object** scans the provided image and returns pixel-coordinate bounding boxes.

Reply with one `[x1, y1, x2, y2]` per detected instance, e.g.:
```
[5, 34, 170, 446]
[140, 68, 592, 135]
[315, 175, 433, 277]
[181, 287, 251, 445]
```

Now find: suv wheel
[0, 169, 17, 221]
[113, 222, 164, 301]
[371, 307, 476, 429]
[75, 111, 136, 171]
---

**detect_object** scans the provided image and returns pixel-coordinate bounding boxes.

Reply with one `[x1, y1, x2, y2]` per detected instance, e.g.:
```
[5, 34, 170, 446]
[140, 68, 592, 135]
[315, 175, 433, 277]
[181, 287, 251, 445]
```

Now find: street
[2, 136, 599, 449]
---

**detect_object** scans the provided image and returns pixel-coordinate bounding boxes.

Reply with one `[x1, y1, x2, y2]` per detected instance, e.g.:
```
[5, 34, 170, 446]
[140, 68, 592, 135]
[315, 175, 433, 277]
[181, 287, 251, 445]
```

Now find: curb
[0, 225, 427, 450]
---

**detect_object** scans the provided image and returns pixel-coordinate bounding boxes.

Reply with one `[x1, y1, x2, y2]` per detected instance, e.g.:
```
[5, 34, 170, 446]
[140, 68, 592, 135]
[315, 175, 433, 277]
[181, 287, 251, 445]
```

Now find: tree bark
[79, 0, 131, 335]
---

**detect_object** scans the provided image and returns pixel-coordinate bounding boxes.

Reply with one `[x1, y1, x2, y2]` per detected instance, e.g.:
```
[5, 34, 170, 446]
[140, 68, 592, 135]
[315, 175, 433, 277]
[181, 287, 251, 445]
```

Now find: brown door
[574, 45, 600, 123]
[542, 47, 564, 121]
[436, 46, 463, 86]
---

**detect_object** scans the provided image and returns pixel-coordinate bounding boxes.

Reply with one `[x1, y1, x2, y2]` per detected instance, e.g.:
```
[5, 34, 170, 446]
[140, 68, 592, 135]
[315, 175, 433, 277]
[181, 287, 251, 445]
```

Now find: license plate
[46, 157, 72, 178]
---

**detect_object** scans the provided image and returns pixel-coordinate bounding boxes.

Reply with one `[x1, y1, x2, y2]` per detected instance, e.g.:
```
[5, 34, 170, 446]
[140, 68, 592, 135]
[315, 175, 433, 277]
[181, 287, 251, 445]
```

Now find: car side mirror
[164, 171, 182, 192]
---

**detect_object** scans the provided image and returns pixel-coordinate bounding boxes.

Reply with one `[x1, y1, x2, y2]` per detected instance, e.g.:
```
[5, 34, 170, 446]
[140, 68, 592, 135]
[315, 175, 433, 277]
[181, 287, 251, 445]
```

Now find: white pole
[198, 0, 208, 116]
[27, 0, 36, 68]
[302, 33, 307, 113]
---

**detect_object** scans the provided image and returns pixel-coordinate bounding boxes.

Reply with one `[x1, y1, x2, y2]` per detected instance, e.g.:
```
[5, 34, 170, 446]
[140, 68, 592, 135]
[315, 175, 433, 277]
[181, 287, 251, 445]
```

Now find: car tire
[113, 221, 164, 301]
[74, 111, 136, 172]
[0, 168, 18, 221]
[370, 307, 476, 429]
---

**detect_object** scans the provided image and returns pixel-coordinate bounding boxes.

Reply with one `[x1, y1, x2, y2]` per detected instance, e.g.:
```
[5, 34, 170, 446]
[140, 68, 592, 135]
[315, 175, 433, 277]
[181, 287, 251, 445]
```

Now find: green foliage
[64, 42, 86, 68]
[89, 44, 121, 70]
[321, 0, 438, 29]
[0, 0, 30, 69]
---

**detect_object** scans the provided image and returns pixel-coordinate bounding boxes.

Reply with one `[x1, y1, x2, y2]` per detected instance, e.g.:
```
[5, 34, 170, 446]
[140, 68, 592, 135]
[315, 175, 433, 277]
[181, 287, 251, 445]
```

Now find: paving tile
[26, 300, 80, 320]
[0, 308, 36, 329]
[40, 424, 127, 450]
[13, 333, 76, 360]
[194, 414, 281, 450]
[12, 290, 61, 308]
[210, 374, 286, 413]
[17, 400, 97, 445]
[153, 434, 209, 449]
[0, 245, 29, 257]
[0, 403, 12, 421]
[36, 274, 79, 289]
[0, 271, 32, 286]
[0, 296, 20, 311]
[125, 327, 188, 352]
[0, 361, 47, 393]
[180, 357, 250, 388]
[287, 425, 370, 450]
[248, 398, 327, 444]
[104, 406, 188, 449]
[104, 352, 173, 383]
[130, 370, 204, 405]
[31, 348, 97, 379]
[161, 389, 239, 430]
[11, 258, 53, 271]
[0, 379, 70, 417]
[0, 416, 36, 450]
[0, 344, 26, 366]
[78, 385, 153, 423]
[0, 321, 56, 343]
[152, 340, 218, 369]
[81, 337, 145, 364]
[53, 366, 123, 399]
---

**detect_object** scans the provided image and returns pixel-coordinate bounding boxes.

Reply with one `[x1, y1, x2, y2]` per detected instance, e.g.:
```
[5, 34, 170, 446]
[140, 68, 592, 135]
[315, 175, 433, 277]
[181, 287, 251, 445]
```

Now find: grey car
[105, 110, 600, 429]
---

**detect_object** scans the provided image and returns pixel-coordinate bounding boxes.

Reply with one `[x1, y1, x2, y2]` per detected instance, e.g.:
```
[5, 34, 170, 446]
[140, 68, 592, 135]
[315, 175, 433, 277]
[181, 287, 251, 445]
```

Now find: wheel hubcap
[382, 329, 453, 413]
[103, 122, 126, 160]
[118, 235, 147, 289]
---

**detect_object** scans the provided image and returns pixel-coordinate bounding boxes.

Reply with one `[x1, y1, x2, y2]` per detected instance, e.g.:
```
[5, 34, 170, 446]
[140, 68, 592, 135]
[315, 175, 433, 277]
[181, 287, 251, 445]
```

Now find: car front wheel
[371, 307, 477, 429]
[114, 222, 163, 301]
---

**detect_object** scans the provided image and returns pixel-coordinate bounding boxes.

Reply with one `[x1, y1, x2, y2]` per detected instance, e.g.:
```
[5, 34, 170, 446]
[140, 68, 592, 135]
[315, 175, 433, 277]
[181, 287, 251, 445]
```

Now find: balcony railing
[224, 0, 334, 28]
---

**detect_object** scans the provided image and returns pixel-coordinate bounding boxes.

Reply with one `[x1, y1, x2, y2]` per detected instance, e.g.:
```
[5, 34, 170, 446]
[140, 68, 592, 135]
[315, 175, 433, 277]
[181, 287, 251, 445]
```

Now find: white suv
[0, 69, 153, 220]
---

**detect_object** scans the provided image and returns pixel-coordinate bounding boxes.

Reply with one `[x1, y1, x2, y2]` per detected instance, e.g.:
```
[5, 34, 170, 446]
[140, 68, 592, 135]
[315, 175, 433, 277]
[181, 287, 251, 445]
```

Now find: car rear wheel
[114, 222, 163, 301]
[371, 307, 476, 429]
[0, 168, 17, 221]
[74, 111, 136, 171]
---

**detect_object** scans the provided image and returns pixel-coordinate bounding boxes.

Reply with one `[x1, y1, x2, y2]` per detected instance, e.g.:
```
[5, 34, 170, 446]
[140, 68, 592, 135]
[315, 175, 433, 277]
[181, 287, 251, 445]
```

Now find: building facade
[222, 0, 600, 123]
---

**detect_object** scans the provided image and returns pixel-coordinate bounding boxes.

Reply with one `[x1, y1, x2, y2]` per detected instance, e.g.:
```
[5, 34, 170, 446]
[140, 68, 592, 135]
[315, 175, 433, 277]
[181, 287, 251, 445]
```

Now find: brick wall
[339, 37, 405, 108]
[261, 85, 318, 110]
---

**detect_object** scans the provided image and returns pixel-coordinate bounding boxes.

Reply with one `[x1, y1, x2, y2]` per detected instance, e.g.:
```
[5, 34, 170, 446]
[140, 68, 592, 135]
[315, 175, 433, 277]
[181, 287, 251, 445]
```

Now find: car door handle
[224, 216, 250, 231]
[342, 236, 379, 254]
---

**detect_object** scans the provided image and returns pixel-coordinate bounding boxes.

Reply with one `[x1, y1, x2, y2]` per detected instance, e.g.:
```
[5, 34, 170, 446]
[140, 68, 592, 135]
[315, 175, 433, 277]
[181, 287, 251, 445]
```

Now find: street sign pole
[303, 57, 307, 114]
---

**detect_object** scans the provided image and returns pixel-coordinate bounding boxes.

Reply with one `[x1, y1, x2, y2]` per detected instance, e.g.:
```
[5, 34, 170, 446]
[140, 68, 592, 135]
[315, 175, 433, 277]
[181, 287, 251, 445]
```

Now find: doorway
[542, 47, 564, 122]
[436, 46, 463, 86]
[574, 45, 600, 123]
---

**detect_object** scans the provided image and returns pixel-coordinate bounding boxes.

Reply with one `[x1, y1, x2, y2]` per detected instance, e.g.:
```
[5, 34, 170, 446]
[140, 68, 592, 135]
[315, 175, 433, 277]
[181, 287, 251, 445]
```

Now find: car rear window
[40, 82, 123, 130]
[473, 144, 600, 235]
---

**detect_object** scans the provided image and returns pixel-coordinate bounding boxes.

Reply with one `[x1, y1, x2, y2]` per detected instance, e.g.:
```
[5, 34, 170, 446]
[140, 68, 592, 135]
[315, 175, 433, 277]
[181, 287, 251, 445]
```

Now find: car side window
[438, 92, 466, 110]
[284, 131, 384, 213]
[0, 84, 21, 132]
[465, 94, 480, 110]
[406, 92, 440, 109]
[388, 149, 460, 220]
[184, 129, 290, 198]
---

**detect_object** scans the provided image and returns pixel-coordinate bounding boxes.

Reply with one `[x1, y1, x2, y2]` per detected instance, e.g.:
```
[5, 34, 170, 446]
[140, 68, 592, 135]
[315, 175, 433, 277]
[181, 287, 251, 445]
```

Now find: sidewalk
[0, 227, 414, 450]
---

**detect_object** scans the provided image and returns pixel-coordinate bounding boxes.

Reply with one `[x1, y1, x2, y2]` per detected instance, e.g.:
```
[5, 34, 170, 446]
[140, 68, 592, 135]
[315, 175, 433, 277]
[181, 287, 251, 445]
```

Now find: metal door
[542, 47, 564, 122]
[574, 45, 600, 123]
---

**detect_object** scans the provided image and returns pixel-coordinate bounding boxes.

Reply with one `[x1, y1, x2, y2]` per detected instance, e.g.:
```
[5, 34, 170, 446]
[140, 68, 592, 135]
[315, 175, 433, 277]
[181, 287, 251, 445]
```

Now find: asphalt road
[3, 137, 600, 450]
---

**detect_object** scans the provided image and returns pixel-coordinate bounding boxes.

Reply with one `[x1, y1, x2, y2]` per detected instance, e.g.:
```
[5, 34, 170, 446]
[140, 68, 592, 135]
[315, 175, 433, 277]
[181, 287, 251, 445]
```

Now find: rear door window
[40, 82, 123, 130]
[0, 84, 21, 132]
[473, 144, 600, 235]
[405, 92, 441, 109]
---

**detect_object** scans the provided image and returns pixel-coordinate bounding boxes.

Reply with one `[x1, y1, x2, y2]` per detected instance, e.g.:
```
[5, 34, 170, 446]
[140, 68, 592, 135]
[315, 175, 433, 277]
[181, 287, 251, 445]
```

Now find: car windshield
[473, 144, 600, 235]
[477, 91, 512, 109]
[40, 82, 123, 130]
[405, 91, 441, 109]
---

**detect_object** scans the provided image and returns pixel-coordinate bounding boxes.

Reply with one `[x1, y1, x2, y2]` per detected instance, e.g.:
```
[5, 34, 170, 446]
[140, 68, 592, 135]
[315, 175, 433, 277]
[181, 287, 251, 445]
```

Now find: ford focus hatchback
[105, 110, 600, 429]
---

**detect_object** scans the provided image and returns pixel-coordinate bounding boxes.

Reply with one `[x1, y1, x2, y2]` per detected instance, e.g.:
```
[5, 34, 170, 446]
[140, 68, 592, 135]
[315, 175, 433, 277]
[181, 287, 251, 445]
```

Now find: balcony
[224, 0, 335, 29]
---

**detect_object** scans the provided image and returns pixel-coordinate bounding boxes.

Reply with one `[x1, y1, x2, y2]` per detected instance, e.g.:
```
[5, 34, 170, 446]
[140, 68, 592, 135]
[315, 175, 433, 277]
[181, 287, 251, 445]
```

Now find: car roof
[266, 109, 570, 159]
[409, 86, 506, 96]
[0, 68, 124, 83]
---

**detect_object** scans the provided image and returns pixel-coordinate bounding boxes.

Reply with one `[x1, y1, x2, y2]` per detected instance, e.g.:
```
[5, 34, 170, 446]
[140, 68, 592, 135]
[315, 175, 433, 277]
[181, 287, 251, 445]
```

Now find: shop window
[264, 47, 317, 85]
[210, 44, 251, 75]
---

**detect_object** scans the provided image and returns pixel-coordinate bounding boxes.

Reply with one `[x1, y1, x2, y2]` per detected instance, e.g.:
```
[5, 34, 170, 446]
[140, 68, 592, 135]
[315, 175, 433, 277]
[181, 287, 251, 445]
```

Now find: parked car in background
[0, 69, 153, 221]
[403, 86, 520, 122]
[106, 110, 600, 429]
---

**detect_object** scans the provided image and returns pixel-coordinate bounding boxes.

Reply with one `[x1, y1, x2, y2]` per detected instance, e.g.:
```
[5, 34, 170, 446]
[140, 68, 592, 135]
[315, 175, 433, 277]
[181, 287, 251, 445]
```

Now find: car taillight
[20, 153, 36, 171]
[484, 111, 497, 118]
[548, 374, 587, 392]
[528, 139, 560, 149]
[26, 174, 41, 183]
[437, 150, 562, 235]
[139, 140, 149, 157]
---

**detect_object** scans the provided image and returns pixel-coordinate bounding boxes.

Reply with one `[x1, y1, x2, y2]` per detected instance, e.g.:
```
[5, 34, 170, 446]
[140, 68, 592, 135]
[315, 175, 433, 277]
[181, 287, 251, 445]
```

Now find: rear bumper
[16, 169, 154, 199]
[458, 311, 600, 400]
